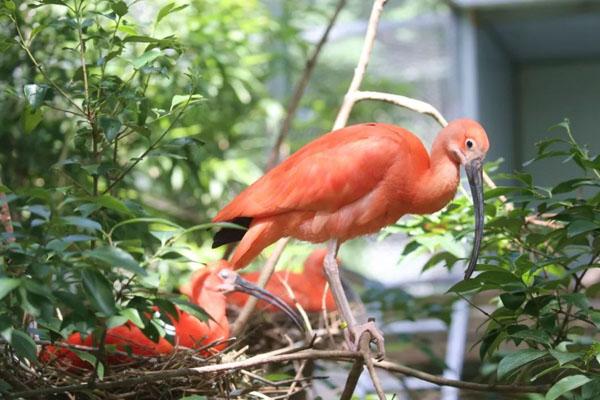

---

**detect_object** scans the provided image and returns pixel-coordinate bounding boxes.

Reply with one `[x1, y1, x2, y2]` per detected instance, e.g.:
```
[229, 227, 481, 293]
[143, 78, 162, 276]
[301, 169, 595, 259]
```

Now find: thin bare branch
[333, 0, 388, 130]
[267, 0, 347, 169]
[352, 90, 448, 127]
[341, 357, 364, 400]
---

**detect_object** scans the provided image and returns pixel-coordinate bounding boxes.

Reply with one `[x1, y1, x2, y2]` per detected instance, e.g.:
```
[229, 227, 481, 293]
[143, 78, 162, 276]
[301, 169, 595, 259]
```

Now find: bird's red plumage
[213, 123, 436, 268]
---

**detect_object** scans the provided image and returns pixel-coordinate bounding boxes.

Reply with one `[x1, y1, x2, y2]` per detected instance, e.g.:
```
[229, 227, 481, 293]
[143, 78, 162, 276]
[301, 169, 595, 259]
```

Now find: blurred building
[450, 0, 600, 185]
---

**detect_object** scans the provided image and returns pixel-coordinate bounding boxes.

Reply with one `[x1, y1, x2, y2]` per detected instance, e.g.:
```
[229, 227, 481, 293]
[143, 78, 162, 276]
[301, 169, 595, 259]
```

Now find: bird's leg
[322, 240, 385, 360]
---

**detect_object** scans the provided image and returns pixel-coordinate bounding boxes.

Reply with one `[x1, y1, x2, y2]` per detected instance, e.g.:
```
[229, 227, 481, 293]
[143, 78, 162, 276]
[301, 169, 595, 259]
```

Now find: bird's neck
[413, 138, 460, 214]
[198, 289, 227, 324]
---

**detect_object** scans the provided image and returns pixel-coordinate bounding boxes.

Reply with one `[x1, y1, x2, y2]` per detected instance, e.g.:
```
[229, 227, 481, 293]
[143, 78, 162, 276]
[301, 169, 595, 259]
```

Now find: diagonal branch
[267, 0, 347, 169]
[333, 0, 388, 130]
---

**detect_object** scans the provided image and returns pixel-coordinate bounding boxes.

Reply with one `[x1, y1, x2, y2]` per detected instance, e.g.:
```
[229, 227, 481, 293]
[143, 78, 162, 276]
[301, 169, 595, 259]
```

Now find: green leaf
[179, 396, 207, 400]
[86, 246, 146, 276]
[171, 298, 210, 322]
[23, 84, 48, 109]
[120, 308, 144, 328]
[546, 375, 591, 400]
[497, 349, 546, 379]
[4, 0, 16, 11]
[122, 35, 159, 43]
[511, 329, 550, 345]
[567, 220, 598, 237]
[500, 292, 526, 310]
[11, 330, 37, 362]
[170, 94, 203, 111]
[70, 349, 96, 368]
[0, 278, 20, 300]
[111, 0, 128, 16]
[99, 116, 121, 142]
[549, 349, 580, 366]
[62, 216, 102, 232]
[447, 278, 481, 294]
[156, 2, 188, 26]
[96, 194, 132, 215]
[81, 269, 117, 316]
[131, 49, 162, 69]
[22, 106, 43, 134]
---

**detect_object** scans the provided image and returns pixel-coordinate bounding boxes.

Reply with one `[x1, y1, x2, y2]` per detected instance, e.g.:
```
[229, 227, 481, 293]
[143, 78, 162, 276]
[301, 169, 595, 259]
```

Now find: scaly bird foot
[343, 319, 385, 361]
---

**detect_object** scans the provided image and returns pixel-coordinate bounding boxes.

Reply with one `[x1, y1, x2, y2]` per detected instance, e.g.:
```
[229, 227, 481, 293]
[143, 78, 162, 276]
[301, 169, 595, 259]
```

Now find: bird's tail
[229, 219, 280, 269]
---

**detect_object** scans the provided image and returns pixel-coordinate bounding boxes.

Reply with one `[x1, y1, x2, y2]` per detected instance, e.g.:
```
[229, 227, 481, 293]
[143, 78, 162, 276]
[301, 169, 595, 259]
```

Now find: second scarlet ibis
[212, 119, 489, 358]
[185, 249, 337, 314]
[41, 265, 302, 369]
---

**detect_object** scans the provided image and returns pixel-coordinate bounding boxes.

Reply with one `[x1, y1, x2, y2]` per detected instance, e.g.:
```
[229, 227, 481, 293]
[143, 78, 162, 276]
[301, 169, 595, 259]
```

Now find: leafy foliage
[394, 120, 600, 398]
[0, 0, 252, 376]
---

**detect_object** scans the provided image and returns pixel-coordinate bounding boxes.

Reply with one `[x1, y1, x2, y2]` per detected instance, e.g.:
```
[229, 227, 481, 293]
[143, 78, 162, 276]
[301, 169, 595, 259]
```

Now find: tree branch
[9, 348, 548, 398]
[267, 0, 347, 169]
[332, 0, 388, 130]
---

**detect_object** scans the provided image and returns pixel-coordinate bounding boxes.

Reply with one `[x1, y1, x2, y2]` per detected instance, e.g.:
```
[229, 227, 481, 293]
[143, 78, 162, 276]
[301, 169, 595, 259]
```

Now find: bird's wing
[214, 125, 414, 221]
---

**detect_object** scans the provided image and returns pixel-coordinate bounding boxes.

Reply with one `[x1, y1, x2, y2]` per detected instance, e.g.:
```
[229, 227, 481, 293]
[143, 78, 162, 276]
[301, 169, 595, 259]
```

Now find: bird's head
[182, 261, 305, 331]
[444, 118, 490, 280]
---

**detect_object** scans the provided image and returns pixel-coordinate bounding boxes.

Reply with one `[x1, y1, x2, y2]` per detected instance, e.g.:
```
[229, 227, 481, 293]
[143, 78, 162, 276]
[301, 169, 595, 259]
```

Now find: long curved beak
[464, 158, 484, 279]
[232, 275, 305, 331]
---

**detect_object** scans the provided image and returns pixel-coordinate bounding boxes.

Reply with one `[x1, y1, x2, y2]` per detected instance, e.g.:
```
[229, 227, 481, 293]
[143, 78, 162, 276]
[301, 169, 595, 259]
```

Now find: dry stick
[231, 238, 289, 336]
[267, 0, 347, 169]
[340, 357, 365, 400]
[8, 348, 548, 399]
[332, 0, 388, 131]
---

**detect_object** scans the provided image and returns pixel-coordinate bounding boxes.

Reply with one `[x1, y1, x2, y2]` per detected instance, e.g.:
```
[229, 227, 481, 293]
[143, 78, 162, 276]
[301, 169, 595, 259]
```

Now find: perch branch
[9, 348, 549, 398]
[267, 0, 347, 169]
[340, 357, 364, 400]
[231, 238, 289, 336]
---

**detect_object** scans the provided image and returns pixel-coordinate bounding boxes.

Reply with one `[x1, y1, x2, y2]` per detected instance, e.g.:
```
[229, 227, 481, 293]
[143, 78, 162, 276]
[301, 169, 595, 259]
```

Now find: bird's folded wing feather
[214, 131, 409, 221]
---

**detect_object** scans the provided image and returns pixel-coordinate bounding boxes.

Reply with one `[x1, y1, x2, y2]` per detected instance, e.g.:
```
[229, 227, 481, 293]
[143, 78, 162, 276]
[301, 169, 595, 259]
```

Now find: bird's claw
[343, 320, 385, 361]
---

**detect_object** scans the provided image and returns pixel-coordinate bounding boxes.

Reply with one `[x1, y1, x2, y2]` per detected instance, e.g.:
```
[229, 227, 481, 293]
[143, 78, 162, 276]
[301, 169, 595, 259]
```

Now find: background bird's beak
[464, 158, 484, 279]
[232, 275, 305, 331]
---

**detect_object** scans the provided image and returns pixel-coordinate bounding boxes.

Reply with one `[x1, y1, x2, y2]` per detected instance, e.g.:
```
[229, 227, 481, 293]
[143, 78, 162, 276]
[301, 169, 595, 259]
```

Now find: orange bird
[212, 119, 489, 358]
[41, 266, 302, 369]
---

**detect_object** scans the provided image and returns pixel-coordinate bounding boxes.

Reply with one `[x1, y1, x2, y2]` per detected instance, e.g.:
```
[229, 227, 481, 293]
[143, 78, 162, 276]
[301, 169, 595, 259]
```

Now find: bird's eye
[218, 270, 230, 279]
[466, 139, 474, 149]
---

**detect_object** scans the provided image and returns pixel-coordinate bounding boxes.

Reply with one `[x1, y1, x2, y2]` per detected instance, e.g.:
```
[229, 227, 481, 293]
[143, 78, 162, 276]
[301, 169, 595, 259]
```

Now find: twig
[359, 333, 386, 400]
[351, 90, 448, 128]
[267, 0, 347, 169]
[231, 238, 290, 336]
[333, 0, 388, 130]
[11, 17, 84, 114]
[341, 357, 364, 400]
[8, 348, 549, 398]
[103, 95, 193, 194]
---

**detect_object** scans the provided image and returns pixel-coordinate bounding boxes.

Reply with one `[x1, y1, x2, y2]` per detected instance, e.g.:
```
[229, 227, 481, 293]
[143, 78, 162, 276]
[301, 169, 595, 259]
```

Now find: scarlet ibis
[41, 266, 302, 369]
[212, 119, 489, 358]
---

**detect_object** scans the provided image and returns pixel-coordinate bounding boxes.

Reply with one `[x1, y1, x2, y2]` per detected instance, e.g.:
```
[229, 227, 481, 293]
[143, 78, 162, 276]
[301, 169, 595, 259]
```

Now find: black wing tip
[212, 217, 252, 248]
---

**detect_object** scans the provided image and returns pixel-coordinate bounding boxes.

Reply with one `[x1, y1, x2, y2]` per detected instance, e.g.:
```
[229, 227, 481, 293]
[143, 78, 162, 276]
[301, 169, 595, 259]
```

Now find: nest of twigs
[1, 310, 346, 399]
